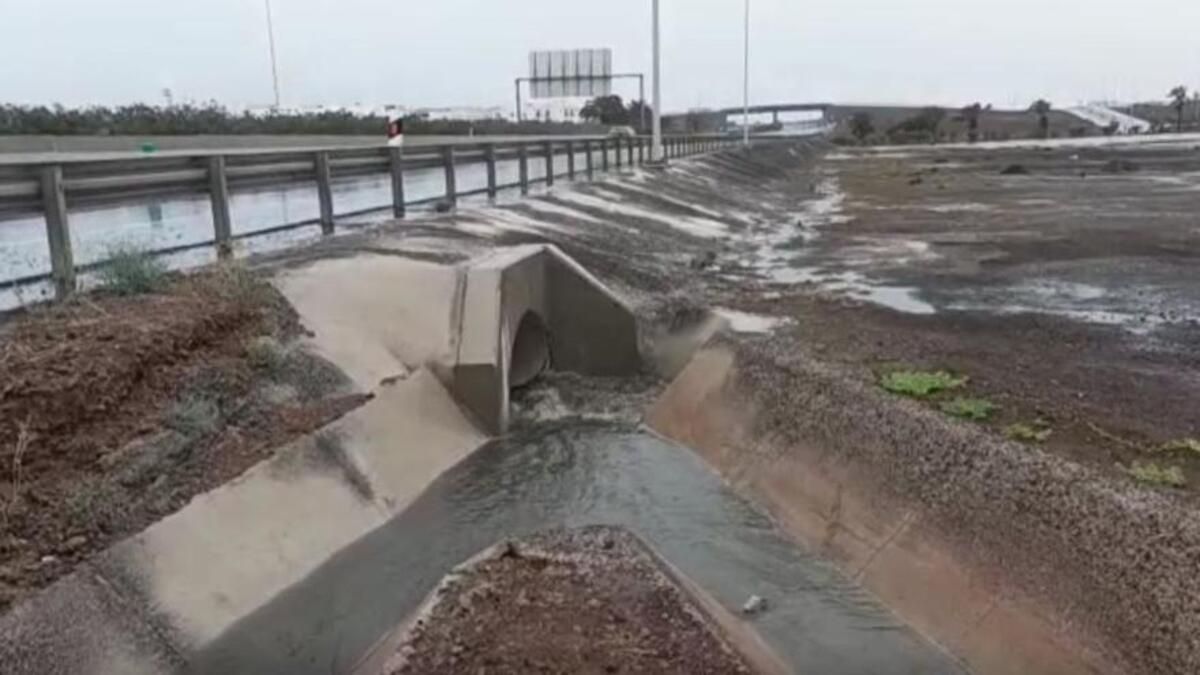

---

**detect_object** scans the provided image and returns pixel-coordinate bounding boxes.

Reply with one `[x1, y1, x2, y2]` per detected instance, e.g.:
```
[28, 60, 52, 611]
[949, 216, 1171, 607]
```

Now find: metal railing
[0, 133, 746, 298]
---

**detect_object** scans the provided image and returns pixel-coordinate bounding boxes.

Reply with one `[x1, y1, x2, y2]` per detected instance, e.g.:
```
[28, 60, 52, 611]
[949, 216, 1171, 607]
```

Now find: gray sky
[3, 0, 1199, 111]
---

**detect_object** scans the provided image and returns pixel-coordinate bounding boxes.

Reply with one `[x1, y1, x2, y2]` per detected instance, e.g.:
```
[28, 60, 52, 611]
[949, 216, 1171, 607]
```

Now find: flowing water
[189, 423, 961, 674]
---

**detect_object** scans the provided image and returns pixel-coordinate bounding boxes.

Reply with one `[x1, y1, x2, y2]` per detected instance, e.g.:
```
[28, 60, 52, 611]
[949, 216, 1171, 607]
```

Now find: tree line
[0, 103, 595, 136]
[844, 86, 1194, 146]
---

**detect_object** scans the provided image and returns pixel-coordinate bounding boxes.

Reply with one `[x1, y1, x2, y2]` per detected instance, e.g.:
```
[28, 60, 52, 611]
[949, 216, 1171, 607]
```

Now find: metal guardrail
[0, 133, 747, 298]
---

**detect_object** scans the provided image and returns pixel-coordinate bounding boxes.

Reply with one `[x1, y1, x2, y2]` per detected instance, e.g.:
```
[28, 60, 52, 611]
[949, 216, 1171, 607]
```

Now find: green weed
[165, 395, 221, 438]
[1125, 462, 1186, 488]
[1005, 422, 1052, 444]
[245, 335, 289, 374]
[96, 245, 169, 295]
[940, 397, 997, 421]
[879, 370, 967, 398]
[1158, 438, 1200, 456]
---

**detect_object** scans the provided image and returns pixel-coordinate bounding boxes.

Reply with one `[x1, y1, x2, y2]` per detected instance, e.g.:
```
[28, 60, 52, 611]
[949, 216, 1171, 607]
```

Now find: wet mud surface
[388, 526, 753, 675]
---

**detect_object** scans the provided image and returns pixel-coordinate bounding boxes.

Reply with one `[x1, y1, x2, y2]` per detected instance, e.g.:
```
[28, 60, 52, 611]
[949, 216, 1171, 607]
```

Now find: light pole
[651, 0, 664, 162]
[742, 0, 750, 147]
[264, 0, 282, 109]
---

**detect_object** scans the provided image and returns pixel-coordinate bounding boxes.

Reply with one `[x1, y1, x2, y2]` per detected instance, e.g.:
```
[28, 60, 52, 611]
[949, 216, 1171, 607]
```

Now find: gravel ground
[386, 526, 754, 675]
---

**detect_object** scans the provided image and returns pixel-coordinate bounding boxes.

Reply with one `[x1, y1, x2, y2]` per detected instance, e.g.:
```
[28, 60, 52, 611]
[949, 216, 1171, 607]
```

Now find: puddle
[189, 425, 959, 674]
[714, 308, 792, 334]
[924, 203, 993, 213]
[738, 175, 939, 316]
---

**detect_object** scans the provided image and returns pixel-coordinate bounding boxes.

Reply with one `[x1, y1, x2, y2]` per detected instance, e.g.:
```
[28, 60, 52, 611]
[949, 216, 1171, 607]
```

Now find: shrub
[879, 370, 967, 398]
[245, 336, 289, 374]
[97, 245, 169, 295]
[165, 395, 221, 438]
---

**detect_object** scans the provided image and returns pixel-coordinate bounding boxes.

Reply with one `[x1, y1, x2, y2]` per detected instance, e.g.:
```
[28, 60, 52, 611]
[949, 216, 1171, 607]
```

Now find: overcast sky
[3, 0, 1199, 111]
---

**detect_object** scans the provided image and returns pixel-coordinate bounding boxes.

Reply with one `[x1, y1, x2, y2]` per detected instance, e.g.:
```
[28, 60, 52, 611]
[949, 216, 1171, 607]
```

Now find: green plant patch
[97, 244, 170, 295]
[1158, 438, 1200, 456]
[879, 370, 967, 398]
[1005, 422, 1052, 444]
[1125, 462, 1186, 488]
[940, 397, 997, 421]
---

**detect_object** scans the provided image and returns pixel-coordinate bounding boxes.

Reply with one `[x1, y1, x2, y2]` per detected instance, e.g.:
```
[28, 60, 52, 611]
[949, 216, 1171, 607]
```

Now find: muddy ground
[0, 266, 365, 612]
[386, 526, 754, 675]
[720, 139, 1200, 493]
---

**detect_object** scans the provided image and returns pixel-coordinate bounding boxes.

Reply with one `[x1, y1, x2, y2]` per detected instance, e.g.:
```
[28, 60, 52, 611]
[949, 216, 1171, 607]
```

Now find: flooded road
[189, 423, 960, 674]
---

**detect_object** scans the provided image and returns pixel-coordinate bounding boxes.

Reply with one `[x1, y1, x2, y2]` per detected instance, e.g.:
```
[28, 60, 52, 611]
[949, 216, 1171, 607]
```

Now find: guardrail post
[40, 165, 75, 299]
[626, 138, 634, 166]
[518, 144, 529, 195]
[484, 145, 498, 199]
[442, 145, 457, 207]
[566, 140, 576, 180]
[543, 141, 554, 187]
[207, 156, 233, 259]
[585, 140, 595, 179]
[638, 138, 645, 165]
[613, 138, 622, 169]
[315, 152, 335, 235]
[389, 146, 406, 218]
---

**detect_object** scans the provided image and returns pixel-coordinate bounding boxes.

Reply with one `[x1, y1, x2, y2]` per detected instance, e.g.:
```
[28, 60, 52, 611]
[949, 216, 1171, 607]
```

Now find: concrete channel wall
[649, 341, 1198, 675]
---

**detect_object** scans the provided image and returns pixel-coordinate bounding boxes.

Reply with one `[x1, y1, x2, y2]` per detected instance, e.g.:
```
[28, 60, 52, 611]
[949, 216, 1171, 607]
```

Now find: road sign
[528, 49, 613, 99]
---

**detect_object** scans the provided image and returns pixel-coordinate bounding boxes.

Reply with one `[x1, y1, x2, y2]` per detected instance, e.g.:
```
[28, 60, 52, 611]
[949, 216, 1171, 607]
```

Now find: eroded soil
[0, 267, 365, 611]
[387, 527, 754, 675]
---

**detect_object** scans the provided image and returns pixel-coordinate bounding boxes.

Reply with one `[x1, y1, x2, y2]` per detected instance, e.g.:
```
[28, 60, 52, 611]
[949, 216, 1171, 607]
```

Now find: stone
[741, 594, 767, 615]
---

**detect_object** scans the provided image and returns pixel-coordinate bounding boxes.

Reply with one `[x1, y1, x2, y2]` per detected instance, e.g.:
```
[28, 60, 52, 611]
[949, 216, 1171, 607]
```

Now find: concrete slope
[0, 242, 644, 673]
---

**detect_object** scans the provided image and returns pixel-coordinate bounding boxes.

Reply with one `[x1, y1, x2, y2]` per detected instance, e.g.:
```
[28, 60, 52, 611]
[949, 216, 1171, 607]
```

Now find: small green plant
[165, 395, 221, 438]
[879, 370, 967, 398]
[97, 245, 169, 295]
[1006, 422, 1052, 443]
[1158, 438, 1200, 456]
[940, 397, 997, 421]
[1125, 462, 1186, 488]
[245, 335, 289, 374]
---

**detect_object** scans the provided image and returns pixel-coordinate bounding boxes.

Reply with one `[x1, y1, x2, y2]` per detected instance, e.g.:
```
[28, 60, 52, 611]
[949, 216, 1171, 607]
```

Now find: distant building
[522, 97, 593, 123]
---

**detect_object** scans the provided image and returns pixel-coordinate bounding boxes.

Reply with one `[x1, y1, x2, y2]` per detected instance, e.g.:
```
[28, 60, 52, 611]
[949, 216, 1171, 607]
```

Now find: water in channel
[190, 422, 961, 675]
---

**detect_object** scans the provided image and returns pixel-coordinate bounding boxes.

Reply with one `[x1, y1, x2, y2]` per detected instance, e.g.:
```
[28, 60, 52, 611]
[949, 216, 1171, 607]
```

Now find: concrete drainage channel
[0, 239, 962, 674]
[9, 140, 1170, 674]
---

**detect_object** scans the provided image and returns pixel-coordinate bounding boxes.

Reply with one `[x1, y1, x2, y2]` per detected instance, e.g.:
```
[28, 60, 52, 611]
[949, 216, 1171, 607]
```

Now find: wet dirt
[0, 268, 366, 613]
[720, 140, 1200, 494]
[387, 526, 754, 675]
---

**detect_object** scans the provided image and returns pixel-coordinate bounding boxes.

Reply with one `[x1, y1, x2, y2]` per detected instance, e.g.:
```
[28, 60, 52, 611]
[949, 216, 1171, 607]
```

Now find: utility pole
[651, 0, 664, 162]
[264, 0, 282, 109]
[742, 0, 751, 147]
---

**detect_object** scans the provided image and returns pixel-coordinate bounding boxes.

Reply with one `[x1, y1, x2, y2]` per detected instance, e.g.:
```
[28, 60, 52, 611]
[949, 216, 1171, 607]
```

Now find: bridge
[663, 102, 833, 132]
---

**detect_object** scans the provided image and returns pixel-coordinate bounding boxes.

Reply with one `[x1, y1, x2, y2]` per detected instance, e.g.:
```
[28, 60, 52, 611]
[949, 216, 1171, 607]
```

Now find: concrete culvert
[509, 311, 550, 389]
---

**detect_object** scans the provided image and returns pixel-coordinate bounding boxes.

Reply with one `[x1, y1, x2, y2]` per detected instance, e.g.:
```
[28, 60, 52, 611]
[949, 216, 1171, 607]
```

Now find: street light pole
[651, 0, 664, 162]
[742, 0, 750, 147]
[264, 0, 282, 109]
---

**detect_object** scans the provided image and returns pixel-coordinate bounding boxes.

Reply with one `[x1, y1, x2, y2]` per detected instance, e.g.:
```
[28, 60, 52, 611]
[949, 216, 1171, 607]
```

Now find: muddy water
[189, 423, 961, 675]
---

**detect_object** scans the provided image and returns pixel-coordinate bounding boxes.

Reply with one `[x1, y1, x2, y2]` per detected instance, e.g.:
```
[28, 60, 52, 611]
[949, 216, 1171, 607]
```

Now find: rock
[61, 535, 88, 553]
[1000, 164, 1029, 175]
[741, 594, 767, 615]
[434, 200, 454, 213]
